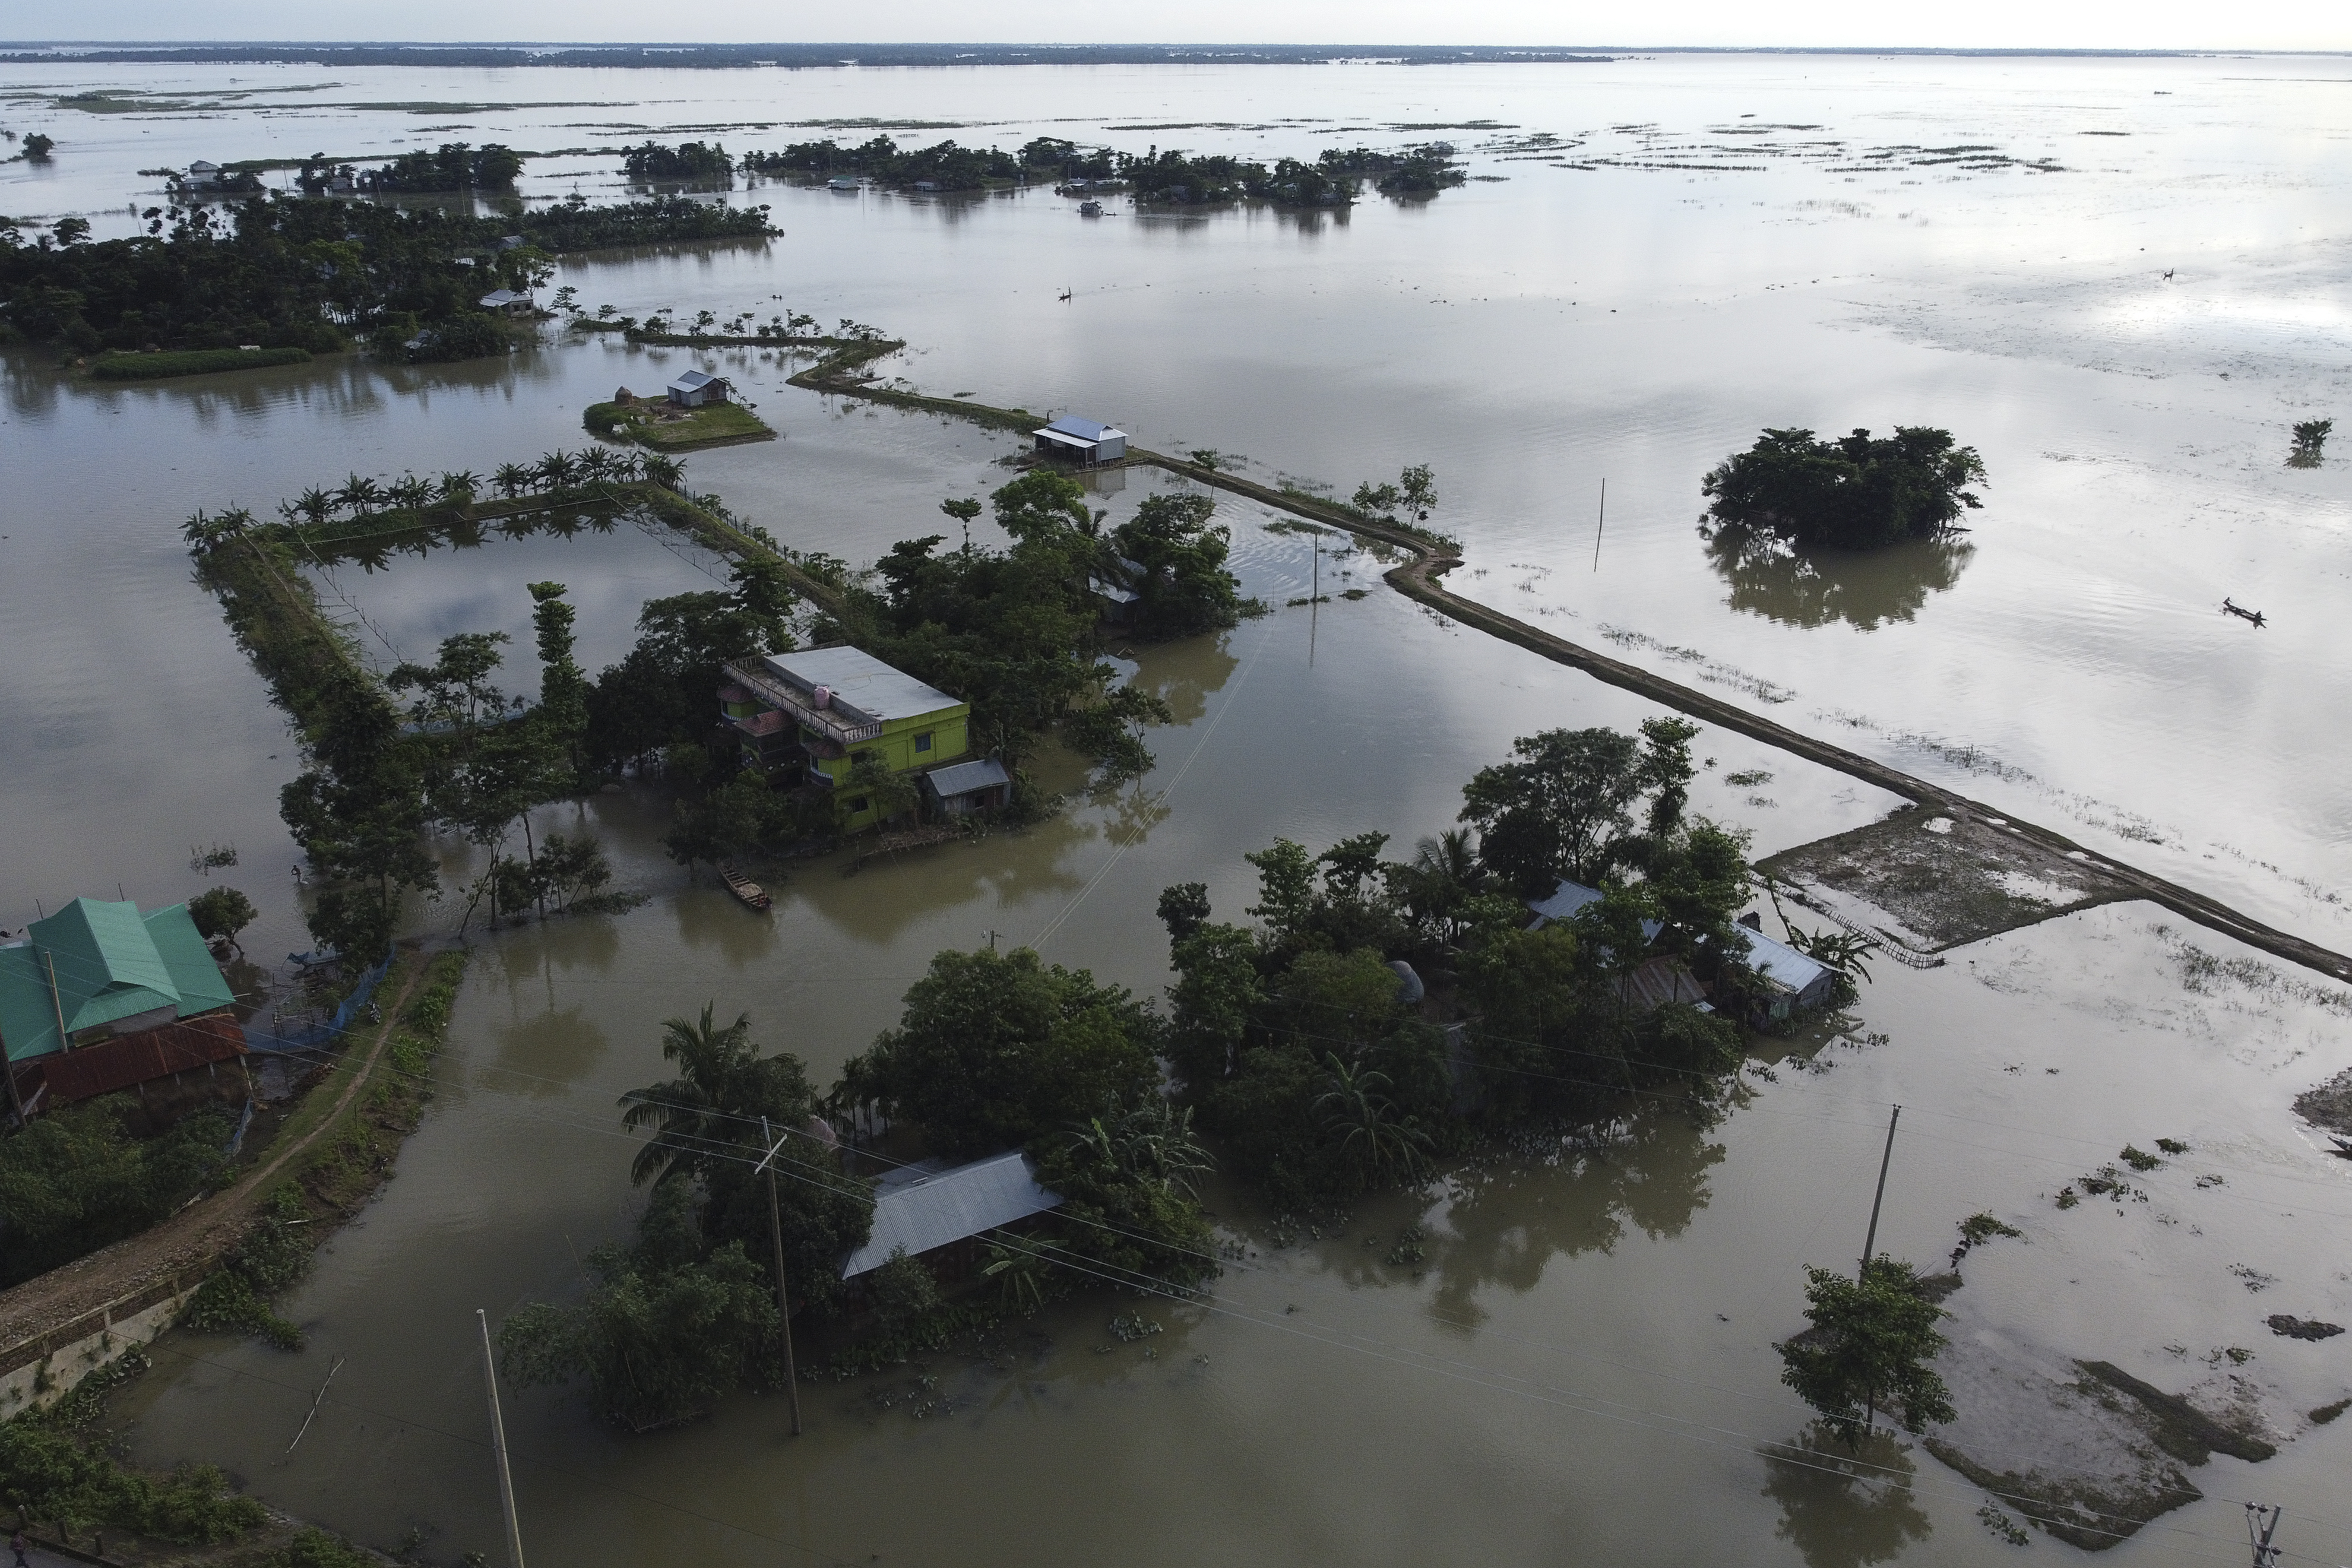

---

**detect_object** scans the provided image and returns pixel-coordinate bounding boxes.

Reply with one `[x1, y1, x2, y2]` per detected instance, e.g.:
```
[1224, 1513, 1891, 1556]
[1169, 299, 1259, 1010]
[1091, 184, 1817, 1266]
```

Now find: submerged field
[3, 47, 2350, 1568]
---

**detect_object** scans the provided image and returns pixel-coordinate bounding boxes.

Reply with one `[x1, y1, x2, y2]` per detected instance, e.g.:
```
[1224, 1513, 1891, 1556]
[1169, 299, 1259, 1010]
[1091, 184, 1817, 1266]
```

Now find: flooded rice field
[4, 49, 2350, 1568]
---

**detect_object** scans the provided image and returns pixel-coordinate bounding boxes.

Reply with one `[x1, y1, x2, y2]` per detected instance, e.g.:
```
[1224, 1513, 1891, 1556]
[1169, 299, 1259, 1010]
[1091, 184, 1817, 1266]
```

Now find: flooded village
[1, 37, 2350, 1568]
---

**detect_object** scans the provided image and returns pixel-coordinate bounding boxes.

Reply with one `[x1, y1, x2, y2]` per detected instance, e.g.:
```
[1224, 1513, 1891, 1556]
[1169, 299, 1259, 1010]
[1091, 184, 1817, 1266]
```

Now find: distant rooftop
[1039, 416, 1125, 443]
[756, 647, 963, 726]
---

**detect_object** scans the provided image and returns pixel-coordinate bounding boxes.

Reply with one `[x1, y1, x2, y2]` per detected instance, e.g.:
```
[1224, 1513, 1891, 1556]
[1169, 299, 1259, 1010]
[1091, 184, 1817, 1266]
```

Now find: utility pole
[1309, 535, 1321, 667]
[1591, 478, 1607, 572]
[758, 1118, 805, 1437]
[475, 1310, 526, 1568]
[1860, 1104, 1902, 1280]
[2245, 1503, 2283, 1567]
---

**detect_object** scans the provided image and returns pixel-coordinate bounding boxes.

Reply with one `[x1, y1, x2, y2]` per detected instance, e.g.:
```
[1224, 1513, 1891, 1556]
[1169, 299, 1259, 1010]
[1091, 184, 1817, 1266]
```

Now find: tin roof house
[1033, 416, 1127, 465]
[0, 898, 248, 1123]
[841, 1150, 1065, 1283]
[667, 369, 729, 407]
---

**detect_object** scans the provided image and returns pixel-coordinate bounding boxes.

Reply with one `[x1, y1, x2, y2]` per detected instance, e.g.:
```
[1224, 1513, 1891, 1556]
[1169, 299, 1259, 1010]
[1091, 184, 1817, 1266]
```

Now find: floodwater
[3, 50, 2350, 1568]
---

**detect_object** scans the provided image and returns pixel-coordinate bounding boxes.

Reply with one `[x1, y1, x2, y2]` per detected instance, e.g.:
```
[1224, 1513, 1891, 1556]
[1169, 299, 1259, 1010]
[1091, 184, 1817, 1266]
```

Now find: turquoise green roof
[0, 899, 232, 1064]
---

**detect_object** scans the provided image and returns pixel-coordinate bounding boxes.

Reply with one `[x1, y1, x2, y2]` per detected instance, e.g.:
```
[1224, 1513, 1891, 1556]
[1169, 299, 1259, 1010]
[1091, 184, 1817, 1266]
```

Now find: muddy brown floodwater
[2, 49, 2349, 1568]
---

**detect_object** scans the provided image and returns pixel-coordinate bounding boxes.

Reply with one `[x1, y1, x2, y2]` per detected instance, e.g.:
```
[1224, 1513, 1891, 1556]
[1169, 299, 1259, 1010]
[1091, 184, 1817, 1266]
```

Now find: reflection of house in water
[841, 1150, 1064, 1287]
[1525, 878, 1828, 1022]
[0, 898, 248, 1126]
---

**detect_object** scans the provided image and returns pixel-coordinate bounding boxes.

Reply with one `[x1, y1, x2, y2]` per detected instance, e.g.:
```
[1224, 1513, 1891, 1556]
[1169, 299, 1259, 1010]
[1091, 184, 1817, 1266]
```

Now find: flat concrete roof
[757, 646, 963, 726]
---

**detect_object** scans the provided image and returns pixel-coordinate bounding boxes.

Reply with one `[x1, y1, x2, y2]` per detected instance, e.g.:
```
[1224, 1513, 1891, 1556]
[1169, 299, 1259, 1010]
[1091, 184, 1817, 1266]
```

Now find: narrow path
[0, 951, 432, 1368]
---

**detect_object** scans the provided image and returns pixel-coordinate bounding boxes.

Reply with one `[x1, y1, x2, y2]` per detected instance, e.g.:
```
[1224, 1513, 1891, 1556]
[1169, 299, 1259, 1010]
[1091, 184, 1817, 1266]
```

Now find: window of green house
[848, 796, 870, 813]
[914, 731, 933, 753]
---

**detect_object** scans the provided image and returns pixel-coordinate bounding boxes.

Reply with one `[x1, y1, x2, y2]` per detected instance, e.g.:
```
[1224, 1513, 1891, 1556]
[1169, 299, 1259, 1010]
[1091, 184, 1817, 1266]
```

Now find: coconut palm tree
[1315, 1055, 1431, 1187]
[619, 1004, 814, 1187]
[492, 463, 532, 500]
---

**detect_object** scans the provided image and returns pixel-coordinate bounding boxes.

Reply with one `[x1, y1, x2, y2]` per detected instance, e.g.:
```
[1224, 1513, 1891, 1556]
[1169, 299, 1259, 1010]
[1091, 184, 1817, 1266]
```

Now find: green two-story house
[721, 647, 977, 831]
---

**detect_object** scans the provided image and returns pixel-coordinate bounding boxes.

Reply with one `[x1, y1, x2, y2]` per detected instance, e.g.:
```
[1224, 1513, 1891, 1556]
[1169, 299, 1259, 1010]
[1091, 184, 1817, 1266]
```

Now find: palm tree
[536, 450, 577, 491]
[640, 453, 684, 490]
[181, 509, 228, 552]
[295, 487, 335, 526]
[1315, 1055, 1431, 1187]
[620, 1004, 798, 1187]
[438, 470, 480, 503]
[388, 474, 434, 512]
[492, 463, 531, 500]
[575, 447, 612, 483]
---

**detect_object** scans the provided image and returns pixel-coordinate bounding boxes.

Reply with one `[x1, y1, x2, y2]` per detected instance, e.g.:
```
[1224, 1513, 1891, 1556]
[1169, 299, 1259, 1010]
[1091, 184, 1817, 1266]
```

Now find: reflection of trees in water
[1704, 525, 1974, 631]
[482, 1002, 612, 1096]
[1759, 1423, 1932, 1568]
[1132, 631, 1240, 728]
[1422, 1110, 1727, 1328]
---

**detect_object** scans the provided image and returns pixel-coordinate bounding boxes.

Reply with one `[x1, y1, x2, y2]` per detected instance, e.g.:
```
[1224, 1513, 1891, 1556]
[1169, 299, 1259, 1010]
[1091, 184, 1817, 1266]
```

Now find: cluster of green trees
[324, 141, 525, 193]
[2290, 417, 2331, 467]
[1701, 427, 1988, 551]
[825, 472, 1245, 775]
[621, 140, 735, 183]
[1161, 720, 1769, 1208]
[743, 135, 1034, 191]
[0, 189, 771, 359]
[0, 1098, 234, 1284]
[1118, 142, 1465, 207]
[501, 966, 1220, 1428]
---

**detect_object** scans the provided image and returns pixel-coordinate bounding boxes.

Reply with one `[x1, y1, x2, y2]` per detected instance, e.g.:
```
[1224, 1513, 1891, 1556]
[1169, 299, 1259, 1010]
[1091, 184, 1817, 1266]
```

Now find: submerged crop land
[1, 43, 2349, 1568]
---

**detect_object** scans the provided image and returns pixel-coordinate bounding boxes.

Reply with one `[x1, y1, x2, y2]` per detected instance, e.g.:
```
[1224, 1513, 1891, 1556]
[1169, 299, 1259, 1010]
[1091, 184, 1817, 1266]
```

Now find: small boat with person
[717, 861, 773, 911]
[1078, 199, 1103, 217]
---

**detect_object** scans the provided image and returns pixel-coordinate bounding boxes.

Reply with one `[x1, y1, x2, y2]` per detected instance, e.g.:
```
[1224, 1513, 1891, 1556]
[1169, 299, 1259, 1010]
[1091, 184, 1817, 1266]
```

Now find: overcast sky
[9, 0, 2347, 52]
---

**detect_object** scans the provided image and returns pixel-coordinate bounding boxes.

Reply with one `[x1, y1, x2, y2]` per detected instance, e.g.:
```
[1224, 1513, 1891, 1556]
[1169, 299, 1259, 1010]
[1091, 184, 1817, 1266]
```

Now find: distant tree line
[0, 190, 771, 360]
[736, 133, 1465, 204]
[621, 140, 736, 183]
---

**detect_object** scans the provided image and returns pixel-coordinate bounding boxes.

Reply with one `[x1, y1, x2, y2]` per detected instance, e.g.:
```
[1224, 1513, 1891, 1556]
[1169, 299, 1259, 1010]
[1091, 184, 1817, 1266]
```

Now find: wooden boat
[1078, 199, 1103, 217]
[717, 861, 772, 911]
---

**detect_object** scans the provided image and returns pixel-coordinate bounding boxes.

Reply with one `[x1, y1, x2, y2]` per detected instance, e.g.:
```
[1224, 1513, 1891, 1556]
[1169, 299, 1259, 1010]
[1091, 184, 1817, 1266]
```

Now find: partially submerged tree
[187, 886, 258, 953]
[1777, 1259, 1957, 1444]
[1702, 427, 1986, 550]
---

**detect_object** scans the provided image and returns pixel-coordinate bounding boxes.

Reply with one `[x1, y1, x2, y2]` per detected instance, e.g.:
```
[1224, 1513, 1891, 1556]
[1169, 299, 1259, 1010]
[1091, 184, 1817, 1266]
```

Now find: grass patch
[586, 398, 774, 449]
[91, 347, 312, 381]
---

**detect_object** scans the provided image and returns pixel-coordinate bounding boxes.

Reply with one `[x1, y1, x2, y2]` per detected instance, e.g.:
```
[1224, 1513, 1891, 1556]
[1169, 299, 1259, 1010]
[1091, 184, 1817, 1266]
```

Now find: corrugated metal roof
[1733, 927, 1831, 998]
[923, 757, 1011, 797]
[841, 1150, 1063, 1278]
[758, 647, 963, 724]
[21, 1012, 246, 1106]
[669, 369, 720, 390]
[1524, 879, 1663, 942]
[1043, 416, 1122, 442]
[0, 901, 230, 1062]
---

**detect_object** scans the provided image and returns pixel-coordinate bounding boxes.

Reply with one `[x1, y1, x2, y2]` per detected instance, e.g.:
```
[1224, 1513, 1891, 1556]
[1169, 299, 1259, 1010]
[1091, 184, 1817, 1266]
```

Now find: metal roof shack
[920, 756, 1012, 816]
[666, 369, 729, 407]
[841, 1151, 1065, 1279]
[1733, 925, 1834, 1015]
[1032, 416, 1127, 465]
[1525, 879, 1664, 943]
[477, 289, 534, 315]
[742, 646, 961, 740]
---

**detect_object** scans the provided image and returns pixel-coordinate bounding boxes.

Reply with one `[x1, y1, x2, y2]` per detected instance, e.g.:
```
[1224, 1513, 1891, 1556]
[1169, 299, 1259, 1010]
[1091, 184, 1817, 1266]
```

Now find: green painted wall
[814, 708, 970, 829]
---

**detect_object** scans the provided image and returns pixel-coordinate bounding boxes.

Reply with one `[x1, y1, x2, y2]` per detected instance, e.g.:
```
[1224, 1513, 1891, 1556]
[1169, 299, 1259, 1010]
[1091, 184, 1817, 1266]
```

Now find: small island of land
[588, 389, 775, 449]
[1701, 425, 1987, 550]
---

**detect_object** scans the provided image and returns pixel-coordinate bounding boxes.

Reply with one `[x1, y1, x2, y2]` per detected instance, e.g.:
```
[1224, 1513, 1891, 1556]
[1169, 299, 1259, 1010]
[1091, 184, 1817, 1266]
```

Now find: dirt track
[0, 954, 427, 1369]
